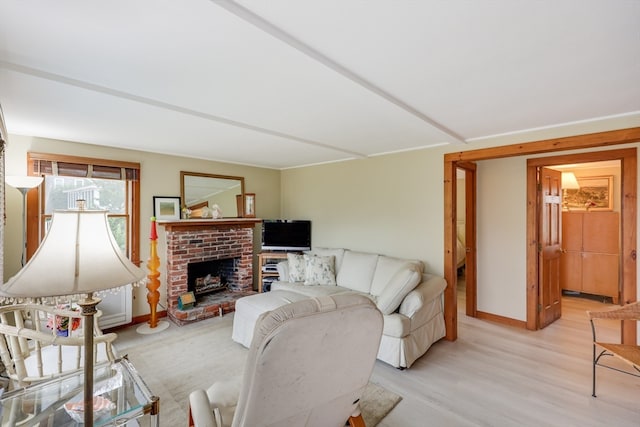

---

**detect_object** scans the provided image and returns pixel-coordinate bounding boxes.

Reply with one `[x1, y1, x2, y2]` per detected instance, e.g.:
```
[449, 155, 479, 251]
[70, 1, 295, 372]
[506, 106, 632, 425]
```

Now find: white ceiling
[1, 1, 639, 169]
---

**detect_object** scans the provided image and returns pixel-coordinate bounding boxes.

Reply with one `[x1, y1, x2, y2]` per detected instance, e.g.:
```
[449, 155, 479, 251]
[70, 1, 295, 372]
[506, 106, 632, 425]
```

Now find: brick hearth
[158, 218, 261, 325]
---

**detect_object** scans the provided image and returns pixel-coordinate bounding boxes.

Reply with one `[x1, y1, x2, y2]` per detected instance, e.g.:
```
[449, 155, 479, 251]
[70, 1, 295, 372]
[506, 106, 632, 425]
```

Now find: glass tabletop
[0, 357, 158, 426]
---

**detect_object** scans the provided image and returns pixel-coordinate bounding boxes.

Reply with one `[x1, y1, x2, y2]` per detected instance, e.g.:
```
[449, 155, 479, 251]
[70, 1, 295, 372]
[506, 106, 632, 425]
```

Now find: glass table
[0, 357, 159, 426]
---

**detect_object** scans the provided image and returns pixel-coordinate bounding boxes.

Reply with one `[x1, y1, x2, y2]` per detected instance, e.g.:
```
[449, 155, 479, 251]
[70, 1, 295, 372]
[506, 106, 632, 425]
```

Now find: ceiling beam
[211, 0, 466, 144]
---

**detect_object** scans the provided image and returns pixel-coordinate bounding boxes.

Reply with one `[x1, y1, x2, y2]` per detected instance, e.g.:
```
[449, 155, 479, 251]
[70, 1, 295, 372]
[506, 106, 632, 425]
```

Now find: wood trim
[461, 164, 477, 317]
[525, 164, 538, 330]
[475, 311, 528, 329]
[131, 170, 141, 266]
[621, 151, 637, 343]
[28, 151, 141, 170]
[443, 160, 457, 340]
[131, 310, 168, 326]
[157, 218, 261, 232]
[105, 310, 169, 333]
[444, 128, 639, 341]
[445, 127, 640, 162]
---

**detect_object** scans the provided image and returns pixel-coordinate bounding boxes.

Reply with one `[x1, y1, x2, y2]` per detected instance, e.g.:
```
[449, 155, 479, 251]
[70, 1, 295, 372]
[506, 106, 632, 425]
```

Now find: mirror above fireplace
[180, 171, 245, 218]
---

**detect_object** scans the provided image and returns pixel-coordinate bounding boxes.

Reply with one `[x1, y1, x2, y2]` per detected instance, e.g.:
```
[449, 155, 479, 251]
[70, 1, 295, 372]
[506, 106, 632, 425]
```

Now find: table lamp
[561, 172, 580, 210]
[4, 175, 44, 266]
[0, 205, 146, 425]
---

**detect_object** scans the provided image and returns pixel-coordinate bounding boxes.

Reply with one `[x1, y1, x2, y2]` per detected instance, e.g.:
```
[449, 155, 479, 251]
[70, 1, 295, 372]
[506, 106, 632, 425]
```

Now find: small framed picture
[153, 196, 181, 220]
[244, 193, 256, 218]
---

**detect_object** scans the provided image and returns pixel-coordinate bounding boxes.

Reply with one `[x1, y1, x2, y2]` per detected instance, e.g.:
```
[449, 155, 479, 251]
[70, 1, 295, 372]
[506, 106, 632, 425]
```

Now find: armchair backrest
[0, 303, 117, 387]
[232, 293, 383, 427]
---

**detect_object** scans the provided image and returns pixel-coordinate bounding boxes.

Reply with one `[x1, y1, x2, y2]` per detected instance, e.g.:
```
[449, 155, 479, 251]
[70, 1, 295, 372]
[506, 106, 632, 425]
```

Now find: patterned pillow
[303, 254, 337, 286]
[287, 253, 306, 282]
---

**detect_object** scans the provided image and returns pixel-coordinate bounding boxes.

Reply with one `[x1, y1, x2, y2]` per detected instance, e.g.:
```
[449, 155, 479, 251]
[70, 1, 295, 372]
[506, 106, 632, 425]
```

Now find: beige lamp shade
[1, 209, 145, 299]
[561, 172, 580, 190]
[5, 175, 44, 190]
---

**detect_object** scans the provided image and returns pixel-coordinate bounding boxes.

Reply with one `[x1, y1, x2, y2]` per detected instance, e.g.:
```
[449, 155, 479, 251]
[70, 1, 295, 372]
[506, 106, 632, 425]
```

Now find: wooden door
[539, 167, 562, 328]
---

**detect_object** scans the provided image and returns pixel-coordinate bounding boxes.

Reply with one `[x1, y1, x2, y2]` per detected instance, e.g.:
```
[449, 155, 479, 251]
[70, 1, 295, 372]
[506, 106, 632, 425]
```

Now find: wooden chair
[587, 301, 640, 397]
[0, 303, 117, 388]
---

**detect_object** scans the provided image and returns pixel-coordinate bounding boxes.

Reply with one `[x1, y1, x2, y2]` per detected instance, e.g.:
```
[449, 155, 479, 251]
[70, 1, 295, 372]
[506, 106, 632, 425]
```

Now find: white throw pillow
[303, 254, 336, 286]
[287, 253, 306, 282]
[370, 256, 423, 297]
[375, 265, 422, 315]
[336, 251, 379, 293]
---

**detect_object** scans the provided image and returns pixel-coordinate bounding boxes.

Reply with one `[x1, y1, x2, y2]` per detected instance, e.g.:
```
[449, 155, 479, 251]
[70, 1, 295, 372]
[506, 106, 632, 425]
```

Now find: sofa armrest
[276, 261, 289, 281]
[399, 274, 446, 318]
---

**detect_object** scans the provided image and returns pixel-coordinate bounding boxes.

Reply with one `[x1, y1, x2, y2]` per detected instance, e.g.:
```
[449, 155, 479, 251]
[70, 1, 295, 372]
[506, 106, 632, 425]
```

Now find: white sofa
[232, 248, 446, 369]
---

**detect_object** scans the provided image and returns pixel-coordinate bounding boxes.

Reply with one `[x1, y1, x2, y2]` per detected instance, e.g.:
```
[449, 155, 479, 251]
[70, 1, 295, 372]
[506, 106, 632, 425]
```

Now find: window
[26, 153, 141, 265]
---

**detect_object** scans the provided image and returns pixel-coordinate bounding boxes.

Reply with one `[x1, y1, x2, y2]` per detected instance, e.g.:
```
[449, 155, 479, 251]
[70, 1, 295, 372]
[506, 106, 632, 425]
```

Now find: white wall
[476, 157, 528, 320]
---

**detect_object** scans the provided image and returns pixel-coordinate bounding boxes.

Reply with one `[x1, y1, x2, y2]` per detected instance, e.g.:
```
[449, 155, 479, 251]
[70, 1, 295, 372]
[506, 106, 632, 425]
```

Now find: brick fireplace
[158, 218, 261, 325]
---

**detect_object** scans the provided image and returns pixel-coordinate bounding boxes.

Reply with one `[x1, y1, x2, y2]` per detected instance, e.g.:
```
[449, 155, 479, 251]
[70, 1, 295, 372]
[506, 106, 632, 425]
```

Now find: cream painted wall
[476, 157, 528, 320]
[4, 116, 640, 329]
[281, 120, 640, 326]
[4, 134, 281, 318]
[280, 151, 444, 273]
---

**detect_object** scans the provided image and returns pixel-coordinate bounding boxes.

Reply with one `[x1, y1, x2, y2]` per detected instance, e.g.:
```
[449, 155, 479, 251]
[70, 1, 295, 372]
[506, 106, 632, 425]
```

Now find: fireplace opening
[187, 258, 238, 296]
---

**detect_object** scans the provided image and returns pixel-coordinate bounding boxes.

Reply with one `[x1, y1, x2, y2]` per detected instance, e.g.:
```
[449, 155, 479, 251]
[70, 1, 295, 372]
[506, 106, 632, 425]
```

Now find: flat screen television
[262, 219, 311, 251]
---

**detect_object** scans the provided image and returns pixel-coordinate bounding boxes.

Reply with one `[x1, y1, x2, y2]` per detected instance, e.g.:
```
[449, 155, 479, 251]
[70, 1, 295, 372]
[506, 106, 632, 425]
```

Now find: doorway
[443, 128, 639, 342]
[527, 149, 635, 340]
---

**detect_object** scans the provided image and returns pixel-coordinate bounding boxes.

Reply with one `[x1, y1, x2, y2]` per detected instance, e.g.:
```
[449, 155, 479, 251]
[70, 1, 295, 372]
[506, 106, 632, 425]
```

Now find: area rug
[115, 314, 401, 426]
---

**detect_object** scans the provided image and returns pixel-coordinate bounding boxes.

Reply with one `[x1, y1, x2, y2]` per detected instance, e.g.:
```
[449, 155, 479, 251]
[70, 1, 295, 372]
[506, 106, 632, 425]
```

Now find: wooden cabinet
[560, 211, 619, 303]
[257, 252, 289, 293]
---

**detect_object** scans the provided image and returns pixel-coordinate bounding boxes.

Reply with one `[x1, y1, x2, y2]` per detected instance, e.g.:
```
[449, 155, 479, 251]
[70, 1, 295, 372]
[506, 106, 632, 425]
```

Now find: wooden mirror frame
[180, 171, 245, 218]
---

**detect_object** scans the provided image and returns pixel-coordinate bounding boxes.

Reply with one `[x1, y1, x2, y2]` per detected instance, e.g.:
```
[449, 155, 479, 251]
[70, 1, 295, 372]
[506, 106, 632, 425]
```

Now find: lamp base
[136, 320, 170, 335]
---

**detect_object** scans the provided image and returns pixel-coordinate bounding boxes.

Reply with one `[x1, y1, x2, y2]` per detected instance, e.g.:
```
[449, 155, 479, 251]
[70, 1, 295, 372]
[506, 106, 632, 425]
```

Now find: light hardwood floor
[115, 282, 638, 427]
[372, 280, 638, 427]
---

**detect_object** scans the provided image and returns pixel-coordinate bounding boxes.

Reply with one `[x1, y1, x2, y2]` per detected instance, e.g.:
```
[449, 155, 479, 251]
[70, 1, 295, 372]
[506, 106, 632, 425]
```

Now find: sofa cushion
[287, 253, 306, 282]
[370, 256, 424, 298]
[375, 265, 422, 315]
[303, 254, 336, 285]
[336, 251, 379, 294]
[308, 248, 346, 274]
[271, 281, 357, 298]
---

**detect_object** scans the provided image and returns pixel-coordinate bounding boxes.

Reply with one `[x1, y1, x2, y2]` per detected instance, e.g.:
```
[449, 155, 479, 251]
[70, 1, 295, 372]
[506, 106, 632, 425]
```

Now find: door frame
[456, 162, 477, 317]
[527, 148, 636, 341]
[443, 127, 639, 341]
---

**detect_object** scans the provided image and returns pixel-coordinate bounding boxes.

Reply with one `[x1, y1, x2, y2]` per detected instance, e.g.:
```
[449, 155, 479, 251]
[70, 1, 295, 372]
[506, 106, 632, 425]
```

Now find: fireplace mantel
[157, 218, 261, 232]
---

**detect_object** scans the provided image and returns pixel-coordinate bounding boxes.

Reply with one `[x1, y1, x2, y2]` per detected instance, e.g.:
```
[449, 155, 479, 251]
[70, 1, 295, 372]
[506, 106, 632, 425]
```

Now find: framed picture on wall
[563, 175, 613, 211]
[243, 193, 256, 218]
[153, 196, 182, 220]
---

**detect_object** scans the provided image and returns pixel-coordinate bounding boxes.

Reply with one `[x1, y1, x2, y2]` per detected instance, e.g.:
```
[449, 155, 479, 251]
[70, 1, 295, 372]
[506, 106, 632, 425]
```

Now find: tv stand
[257, 252, 294, 293]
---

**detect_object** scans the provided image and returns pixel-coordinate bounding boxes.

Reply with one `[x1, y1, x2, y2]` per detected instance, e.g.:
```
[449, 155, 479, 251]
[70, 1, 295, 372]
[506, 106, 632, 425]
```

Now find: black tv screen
[262, 220, 311, 251]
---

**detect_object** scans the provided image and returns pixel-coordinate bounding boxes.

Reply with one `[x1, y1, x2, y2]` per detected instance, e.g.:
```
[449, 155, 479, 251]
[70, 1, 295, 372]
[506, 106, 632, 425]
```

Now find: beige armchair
[188, 293, 383, 427]
[0, 303, 117, 388]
